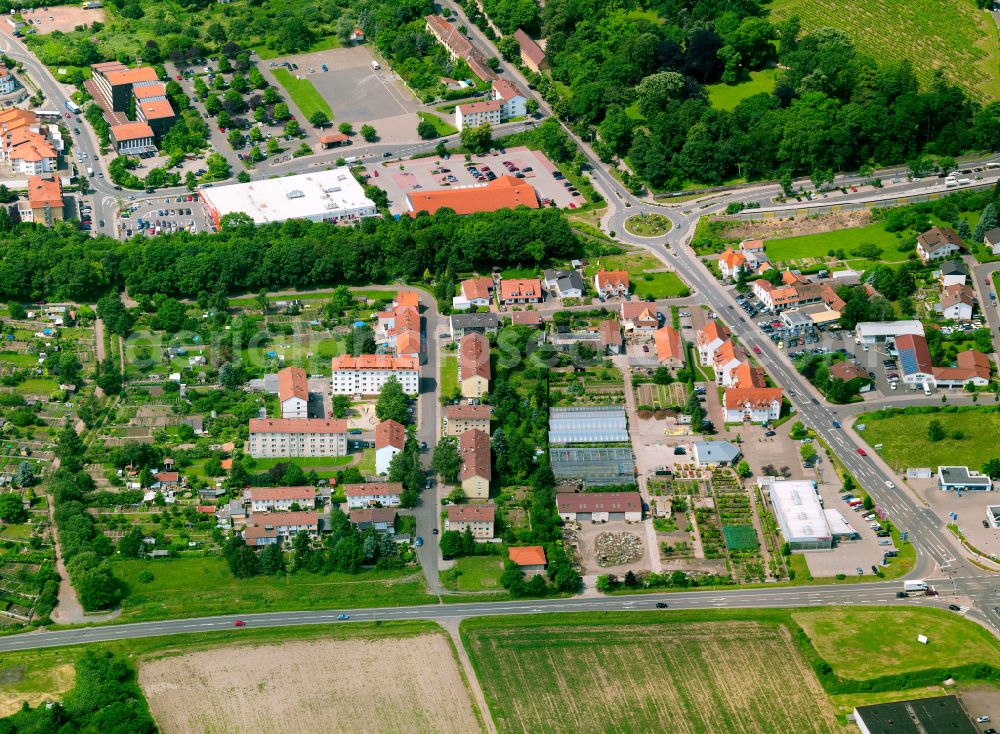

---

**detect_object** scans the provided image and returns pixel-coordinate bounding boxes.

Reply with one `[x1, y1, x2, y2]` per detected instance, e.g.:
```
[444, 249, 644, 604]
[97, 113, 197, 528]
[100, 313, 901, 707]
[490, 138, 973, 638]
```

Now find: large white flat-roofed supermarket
[200, 168, 377, 226]
[760, 477, 833, 551]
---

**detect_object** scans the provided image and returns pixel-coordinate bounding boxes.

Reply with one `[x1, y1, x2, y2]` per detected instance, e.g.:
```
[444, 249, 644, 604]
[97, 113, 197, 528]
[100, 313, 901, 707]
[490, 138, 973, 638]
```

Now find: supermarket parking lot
[371, 145, 580, 215]
[118, 193, 213, 238]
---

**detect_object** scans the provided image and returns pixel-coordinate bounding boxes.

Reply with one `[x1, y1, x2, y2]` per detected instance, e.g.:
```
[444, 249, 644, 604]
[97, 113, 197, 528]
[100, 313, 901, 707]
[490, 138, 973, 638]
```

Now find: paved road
[0, 579, 968, 653]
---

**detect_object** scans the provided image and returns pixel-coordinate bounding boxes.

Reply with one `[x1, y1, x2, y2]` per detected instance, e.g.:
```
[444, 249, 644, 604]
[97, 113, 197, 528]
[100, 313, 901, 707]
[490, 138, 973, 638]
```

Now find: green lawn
[441, 555, 505, 592]
[440, 355, 458, 398]
[248, 456, 353, 470]
[357, 447, 375, 475]
[15, 379, 58, 395]
[271, 68, 333, 121]
[112, 556, 433, 621]
[0, 352, 37, 367]
[768, 0, 999, 102]
[793, 607, 1000, 679]
[764, 222, 911, 265]
[417, 112, 458, 137]
[584, 251, 688, 299]
[707, 68, 777, 111]
[858, 407, 1000, 468]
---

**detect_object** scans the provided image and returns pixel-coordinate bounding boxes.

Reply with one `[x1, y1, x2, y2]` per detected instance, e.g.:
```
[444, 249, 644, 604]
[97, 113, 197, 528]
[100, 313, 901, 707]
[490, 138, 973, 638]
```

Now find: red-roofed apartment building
[455, 276, 494, 309]
[249, 486, 316, 512]
[244, 511, 318, 546]
[19, 175, 63, 227]
[460, 428, 491, 499]
[406, 175, 539, 216]
[277, 366, 308, 419]
[455, 99, 502, 132]
[376, 292, 422, 360]
[697, 319, 731, 365]
[330, 354, 420, 395]
[653, 325, 684, 368]
[723, 387, 783, 423]
[248, 418, 347, 458]
[594, 269, 630, 299]
[499, 277, 543, 305]
[446, 503, 496, 538]
[718, 249, 747, 280]
[459, 332, 491, 398]
[513, 29, 548, 72]
[375, 419, 406, 475]
[344, 482, 404, 509]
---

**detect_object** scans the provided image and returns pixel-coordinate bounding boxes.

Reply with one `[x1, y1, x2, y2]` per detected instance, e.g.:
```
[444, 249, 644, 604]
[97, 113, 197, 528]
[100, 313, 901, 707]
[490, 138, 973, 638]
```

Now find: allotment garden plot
[465, 619, 845, 734]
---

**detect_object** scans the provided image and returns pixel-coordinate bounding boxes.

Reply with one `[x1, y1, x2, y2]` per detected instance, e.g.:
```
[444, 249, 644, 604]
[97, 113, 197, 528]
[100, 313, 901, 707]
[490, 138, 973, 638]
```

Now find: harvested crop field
[139, 634, 482, 734]
[465, 620, 846, 733]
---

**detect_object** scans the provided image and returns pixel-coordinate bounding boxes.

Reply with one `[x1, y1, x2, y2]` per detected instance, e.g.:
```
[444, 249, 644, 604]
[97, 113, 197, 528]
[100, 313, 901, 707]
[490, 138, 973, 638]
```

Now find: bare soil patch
[725, 210, 873, 241]
[18, 6, 106, 34]
[0, 663, 74, 716]
[139, 634, 482, 734]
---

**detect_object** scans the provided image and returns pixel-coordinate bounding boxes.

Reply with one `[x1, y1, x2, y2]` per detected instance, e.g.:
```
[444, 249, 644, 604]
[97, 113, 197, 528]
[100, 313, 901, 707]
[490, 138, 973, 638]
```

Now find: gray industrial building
[551, 447, 635, 486]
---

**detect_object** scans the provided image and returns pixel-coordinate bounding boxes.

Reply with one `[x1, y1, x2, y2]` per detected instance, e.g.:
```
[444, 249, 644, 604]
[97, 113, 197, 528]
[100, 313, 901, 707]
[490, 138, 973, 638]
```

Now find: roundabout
[623, 212, 673, 238]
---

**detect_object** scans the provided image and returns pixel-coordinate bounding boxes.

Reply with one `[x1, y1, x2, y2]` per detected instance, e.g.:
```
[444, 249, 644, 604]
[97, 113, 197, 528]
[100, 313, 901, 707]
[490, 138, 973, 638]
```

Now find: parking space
[267, 46, 421, 144]
[117, 193, 213, 238]
[370, 145, 580, 215]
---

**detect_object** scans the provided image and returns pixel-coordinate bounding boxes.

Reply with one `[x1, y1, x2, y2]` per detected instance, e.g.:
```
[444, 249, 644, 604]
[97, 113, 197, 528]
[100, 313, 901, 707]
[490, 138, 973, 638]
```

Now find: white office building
[760, 477, 833, 551]
[855, 320, 924, 345]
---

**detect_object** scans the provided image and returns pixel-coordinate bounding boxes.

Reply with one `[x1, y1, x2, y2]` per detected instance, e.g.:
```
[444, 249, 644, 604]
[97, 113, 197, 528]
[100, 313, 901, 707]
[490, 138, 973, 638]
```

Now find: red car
[753, 346, 762, 354]
[857, 448, 867, 457]
[233, 620, 246, 627]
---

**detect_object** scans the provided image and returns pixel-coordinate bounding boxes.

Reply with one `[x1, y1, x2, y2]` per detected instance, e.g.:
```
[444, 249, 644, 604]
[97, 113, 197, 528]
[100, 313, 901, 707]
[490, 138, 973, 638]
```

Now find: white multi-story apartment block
[344, 482, 404, 509]
[455, 99, 502, 132]
[247, 418, 347, 458]
[248, 486, 316, 513]
[330, 354, 419, 396]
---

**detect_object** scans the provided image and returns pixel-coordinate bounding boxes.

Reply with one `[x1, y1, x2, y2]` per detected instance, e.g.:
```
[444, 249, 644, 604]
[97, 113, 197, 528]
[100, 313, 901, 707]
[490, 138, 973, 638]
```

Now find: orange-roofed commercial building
[110, 121, 155, 154]
[723, 387, 783, 423]
[653, 325, 684, 368]
[459, 332, 491, 398]
[508, 545, 547, 571]
[91, 61, 159, 112]
[320, 132, 349, 148]
[248, 418, 348, 458]
[330, 354, 419, 395]
[135, 97, 176, 136]
[499, 277, 543, 305]
[932, 349, 992, 388]
[19, 175, 63, 227]
[277, 366, 308, 419]
[407, 175, 539, 217]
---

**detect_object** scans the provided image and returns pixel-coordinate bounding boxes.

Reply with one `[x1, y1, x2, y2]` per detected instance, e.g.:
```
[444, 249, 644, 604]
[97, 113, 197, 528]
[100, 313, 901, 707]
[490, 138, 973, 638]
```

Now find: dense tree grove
[0, 208, 578, 303]
[0, 651, 156, 734]
[532, 0, 1000, 188]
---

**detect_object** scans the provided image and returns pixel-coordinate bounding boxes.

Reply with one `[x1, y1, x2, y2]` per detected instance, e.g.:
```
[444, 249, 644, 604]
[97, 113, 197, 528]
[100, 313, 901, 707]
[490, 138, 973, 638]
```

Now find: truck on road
[903, 580, 928, 593]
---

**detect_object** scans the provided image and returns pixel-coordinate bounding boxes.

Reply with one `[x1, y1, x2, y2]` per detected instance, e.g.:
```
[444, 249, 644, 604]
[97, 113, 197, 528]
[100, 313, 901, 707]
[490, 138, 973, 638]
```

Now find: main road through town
[0, 578, 977, 653]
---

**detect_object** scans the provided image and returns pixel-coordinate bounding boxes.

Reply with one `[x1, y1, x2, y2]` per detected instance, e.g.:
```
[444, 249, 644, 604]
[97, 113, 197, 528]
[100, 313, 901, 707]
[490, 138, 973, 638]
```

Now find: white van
[923, 383, 932, 396]
[370, 59, 380, 70]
